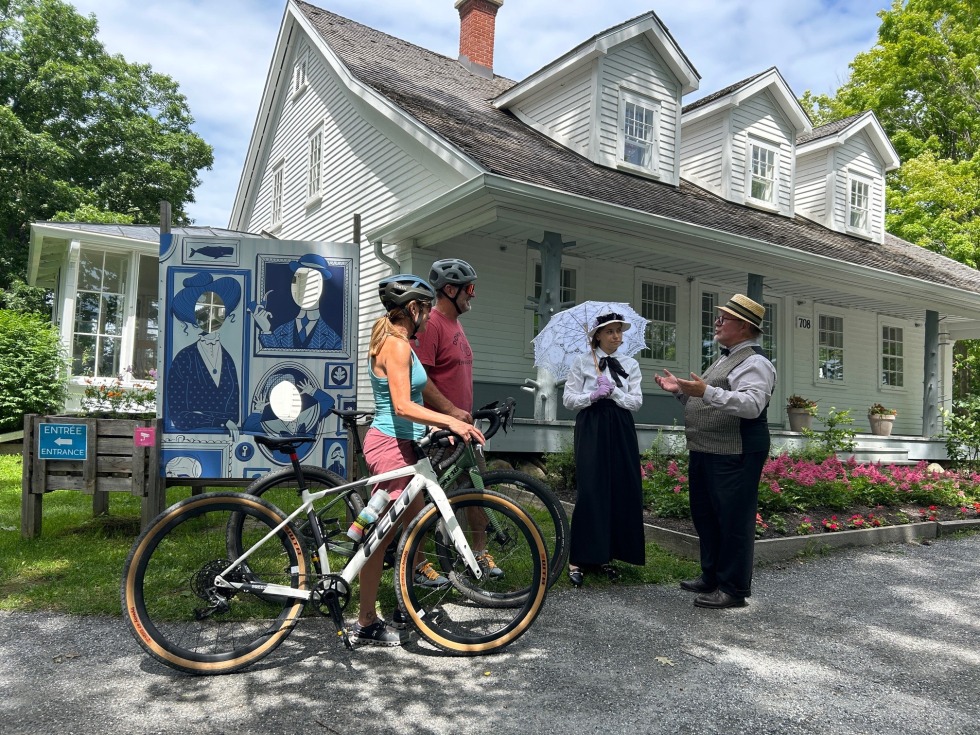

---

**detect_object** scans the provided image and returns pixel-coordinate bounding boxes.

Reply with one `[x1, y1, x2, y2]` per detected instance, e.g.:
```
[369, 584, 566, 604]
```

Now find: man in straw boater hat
[654, 294, 775, 609]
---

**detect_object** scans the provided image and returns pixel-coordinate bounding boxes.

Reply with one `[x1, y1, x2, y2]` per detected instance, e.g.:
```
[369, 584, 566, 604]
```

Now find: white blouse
[562, 348, 643, 413]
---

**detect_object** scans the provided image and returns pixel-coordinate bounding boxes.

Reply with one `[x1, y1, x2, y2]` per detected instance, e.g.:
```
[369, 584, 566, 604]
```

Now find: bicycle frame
[214, 456, 484, 601]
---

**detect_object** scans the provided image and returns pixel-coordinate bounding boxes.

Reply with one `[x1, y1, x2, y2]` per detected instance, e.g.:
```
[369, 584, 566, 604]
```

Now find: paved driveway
[2, 534, 979, 735]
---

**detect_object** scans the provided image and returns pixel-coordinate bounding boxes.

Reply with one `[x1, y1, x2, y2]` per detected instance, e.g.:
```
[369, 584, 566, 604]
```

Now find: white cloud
[64, 0, 887, 227]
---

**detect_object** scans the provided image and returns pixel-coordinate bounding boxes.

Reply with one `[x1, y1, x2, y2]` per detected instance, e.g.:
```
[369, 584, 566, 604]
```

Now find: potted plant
[786, 394, 818, 432]
[868, 403, 897, 436]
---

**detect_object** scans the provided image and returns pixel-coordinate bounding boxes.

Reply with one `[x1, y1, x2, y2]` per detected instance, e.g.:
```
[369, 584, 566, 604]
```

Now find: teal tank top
[370, 351, 428, 439]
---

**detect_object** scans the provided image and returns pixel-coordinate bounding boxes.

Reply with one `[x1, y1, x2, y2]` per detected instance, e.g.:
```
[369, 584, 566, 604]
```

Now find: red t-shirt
[413, 307, 474, 412]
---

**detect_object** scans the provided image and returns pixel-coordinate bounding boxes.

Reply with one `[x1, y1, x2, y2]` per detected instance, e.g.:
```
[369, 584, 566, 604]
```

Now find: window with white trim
[618, 89, 660, 172]
[639, 281, 677, 361]
[72, 249, 130, 378]
[880, 324, 904, 387]
[307, 128, 322, 200]
[747, 140, 778, 204]
[700, 291, 719, 371]
[293, 49, 308, 94]
[761, 302, 778, 369]
[531, 261, 578, 337]
[848, 175, 871, 232]
[272, 165, 283, 225]
[818, 314, 844, 381]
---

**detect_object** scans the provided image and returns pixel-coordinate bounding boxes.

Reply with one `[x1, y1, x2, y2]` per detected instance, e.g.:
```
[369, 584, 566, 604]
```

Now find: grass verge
[0, 453, 698, 616]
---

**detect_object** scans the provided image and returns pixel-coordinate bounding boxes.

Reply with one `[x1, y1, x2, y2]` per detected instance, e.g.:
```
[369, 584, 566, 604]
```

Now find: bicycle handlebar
[417, 429, 467, 472]
[472, 397, 517, 441]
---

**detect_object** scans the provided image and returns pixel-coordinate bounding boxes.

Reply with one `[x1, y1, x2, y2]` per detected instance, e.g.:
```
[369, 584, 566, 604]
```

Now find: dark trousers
[688, 450, 766, 598]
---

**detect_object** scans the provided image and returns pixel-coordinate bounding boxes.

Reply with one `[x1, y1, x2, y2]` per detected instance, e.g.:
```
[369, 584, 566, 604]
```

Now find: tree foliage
[0, 0, 213, 286]
[0, 308, 68, 432]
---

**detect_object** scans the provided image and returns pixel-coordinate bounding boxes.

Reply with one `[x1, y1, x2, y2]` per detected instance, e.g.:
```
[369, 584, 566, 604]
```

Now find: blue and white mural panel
[158, 235, 358, 479]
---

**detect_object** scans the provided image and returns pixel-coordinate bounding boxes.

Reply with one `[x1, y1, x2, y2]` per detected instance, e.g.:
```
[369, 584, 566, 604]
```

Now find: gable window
[293, 48, 308, 96]
[272, 165, 284, 225]
[848, 175, 871, 232]
[747, 140, 778, 204]
[531, 261, 578, 337]
[307, 127, 322, 203]
[618, 89, 660, 173]
[881, 324, 904, 387]
[818, 314, 844, 381]
[639, 281, 676, 361]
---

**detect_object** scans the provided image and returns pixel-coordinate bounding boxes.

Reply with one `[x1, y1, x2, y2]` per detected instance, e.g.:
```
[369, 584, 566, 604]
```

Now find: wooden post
[20, 415, 41, 539]
[159, 200, 172, 234]
[141, 418, 166, 528]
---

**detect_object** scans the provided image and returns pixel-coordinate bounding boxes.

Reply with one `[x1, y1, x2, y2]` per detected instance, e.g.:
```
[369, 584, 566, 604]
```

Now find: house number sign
[797, 317, 812, 329]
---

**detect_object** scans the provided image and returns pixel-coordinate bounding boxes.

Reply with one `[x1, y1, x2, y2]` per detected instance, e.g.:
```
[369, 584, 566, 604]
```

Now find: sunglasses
[463, 283, 476, 297]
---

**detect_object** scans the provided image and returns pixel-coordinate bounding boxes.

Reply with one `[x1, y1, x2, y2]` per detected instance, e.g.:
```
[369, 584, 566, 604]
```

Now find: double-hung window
[272, 165, 284, 226]
[639, 281, 677, 362]
[700, 292, 719, 371]
[307, 127, 322, 203]
[747, 140, 778, 205]
[848, 174, 871, 233]
[618, 89, 659, 173]
[530, 261, 578, 337]
[817, 314, 844, 381]
[73, 249, 128, 378]
[880, 324, 904, 388]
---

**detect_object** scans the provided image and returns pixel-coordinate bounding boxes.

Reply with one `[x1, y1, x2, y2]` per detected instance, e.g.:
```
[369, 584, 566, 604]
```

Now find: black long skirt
[568, 399, 645, 567]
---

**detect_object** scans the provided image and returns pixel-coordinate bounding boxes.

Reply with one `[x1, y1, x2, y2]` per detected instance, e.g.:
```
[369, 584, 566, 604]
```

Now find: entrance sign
[38, 423, 88, 460]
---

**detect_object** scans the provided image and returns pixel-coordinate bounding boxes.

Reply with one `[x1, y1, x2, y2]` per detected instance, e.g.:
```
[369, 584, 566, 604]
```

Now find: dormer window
[848, 174, 871, 233]
[618, 89, 660, 174]
[748, 139, 778, 204]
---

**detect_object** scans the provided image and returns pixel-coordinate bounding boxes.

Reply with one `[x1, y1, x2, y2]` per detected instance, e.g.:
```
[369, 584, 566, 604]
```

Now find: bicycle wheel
[395, 490, 548, 655]
[122, 492, 308, 675]
[227, 465, 363, 563]
[459, 470, 569, 589]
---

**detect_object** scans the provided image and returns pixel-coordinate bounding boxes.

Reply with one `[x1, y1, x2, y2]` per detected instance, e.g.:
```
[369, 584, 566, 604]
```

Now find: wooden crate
[21, 414, 164, 538]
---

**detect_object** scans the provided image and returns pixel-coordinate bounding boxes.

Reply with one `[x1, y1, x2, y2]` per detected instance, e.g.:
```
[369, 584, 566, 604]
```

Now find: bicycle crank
[312, 576, 354, 649]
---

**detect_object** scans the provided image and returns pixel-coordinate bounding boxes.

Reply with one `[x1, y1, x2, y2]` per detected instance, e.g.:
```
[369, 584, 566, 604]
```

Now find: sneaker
[390, 608, 410, 630]
[414, 561, 450, 588]
[475, 550, 505, 579]
[349, 619, 401, 647]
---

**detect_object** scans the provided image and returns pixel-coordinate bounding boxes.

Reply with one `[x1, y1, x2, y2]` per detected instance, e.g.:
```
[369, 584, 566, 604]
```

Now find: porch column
[746, 274, 764, 303]
[922, 310, 940, 437]
[523, 232, 575, 420]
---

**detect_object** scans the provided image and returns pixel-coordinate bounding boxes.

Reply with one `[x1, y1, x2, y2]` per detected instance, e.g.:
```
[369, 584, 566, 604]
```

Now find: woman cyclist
[350, 274, 485, 646]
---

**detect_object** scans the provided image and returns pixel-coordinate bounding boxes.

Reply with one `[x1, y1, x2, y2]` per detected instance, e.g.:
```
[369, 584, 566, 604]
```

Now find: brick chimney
[455, 0, 503, 78]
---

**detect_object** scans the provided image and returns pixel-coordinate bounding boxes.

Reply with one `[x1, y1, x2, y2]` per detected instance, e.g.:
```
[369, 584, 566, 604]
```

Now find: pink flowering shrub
[641, 453, 980, 525]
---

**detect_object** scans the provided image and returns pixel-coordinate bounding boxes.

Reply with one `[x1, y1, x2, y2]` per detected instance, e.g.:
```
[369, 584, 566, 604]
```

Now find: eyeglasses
[714, 315, 740, 326]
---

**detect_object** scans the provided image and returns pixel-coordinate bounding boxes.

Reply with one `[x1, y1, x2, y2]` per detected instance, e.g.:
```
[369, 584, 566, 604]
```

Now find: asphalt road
[2, 534, 979, 735]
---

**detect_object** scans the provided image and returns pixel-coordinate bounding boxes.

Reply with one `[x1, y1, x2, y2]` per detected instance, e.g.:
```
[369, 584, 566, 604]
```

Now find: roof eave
[367, 174, 980, 316]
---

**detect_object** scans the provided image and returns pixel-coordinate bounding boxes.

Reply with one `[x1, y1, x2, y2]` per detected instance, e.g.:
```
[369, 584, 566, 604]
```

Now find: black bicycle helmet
[429, 258, 477, 290]
[378, 274, 435, 311]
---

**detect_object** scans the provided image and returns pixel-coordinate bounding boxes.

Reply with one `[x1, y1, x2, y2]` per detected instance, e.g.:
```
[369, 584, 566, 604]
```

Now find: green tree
[0, 309, 68, 431]
[0, 0, 213, 286]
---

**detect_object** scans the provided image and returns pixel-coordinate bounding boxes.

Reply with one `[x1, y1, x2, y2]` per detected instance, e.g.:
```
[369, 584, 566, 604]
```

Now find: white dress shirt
[673, 340, 775, 419]
[562, 348, 643, 412]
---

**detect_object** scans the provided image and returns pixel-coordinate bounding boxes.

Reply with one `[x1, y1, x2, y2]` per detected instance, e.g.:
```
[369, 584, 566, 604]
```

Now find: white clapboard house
[33, 1, 980, 460]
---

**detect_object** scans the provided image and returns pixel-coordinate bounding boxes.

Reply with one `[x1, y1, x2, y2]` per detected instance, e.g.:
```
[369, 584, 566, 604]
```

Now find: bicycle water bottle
[347, 490, 391, 541]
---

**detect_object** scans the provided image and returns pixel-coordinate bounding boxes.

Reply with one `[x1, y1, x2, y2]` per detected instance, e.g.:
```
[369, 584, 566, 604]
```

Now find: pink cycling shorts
[362, 427, 418, 498]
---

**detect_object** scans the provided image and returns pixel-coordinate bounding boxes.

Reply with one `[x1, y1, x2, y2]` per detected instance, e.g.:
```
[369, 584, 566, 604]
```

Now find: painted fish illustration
[189, 246, 234, 259]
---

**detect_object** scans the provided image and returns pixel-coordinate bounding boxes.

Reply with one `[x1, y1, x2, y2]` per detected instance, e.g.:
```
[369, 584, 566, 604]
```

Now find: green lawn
[0, 453, 697, 616]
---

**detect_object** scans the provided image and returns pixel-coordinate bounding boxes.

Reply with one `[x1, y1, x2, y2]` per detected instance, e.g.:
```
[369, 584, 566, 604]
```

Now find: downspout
[354, 212, 400, 275]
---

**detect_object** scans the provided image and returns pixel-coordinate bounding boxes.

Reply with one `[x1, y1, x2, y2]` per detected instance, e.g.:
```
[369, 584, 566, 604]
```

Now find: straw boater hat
[718, 294, 765, 330]
[588, 312, 632, 338]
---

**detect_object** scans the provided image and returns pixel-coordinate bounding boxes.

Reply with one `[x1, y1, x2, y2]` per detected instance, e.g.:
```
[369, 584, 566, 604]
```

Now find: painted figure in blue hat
[252, 253, 342, 350]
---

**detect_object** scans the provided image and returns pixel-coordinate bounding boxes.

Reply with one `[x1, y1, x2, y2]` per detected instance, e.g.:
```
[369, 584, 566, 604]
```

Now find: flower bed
[641, 455, 980, 540]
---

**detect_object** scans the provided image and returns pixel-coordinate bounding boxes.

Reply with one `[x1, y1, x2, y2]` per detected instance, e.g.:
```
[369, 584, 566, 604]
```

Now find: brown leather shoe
[694, 589, 747, 609]
[679, 576, 716, 593]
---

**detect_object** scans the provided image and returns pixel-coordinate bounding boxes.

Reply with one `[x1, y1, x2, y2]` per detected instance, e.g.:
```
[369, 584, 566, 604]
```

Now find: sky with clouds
[65, 0, 890, 228]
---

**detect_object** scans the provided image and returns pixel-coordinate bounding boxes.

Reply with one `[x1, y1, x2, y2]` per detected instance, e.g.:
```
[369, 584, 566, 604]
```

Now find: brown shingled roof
[295, 1, 980, 296]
